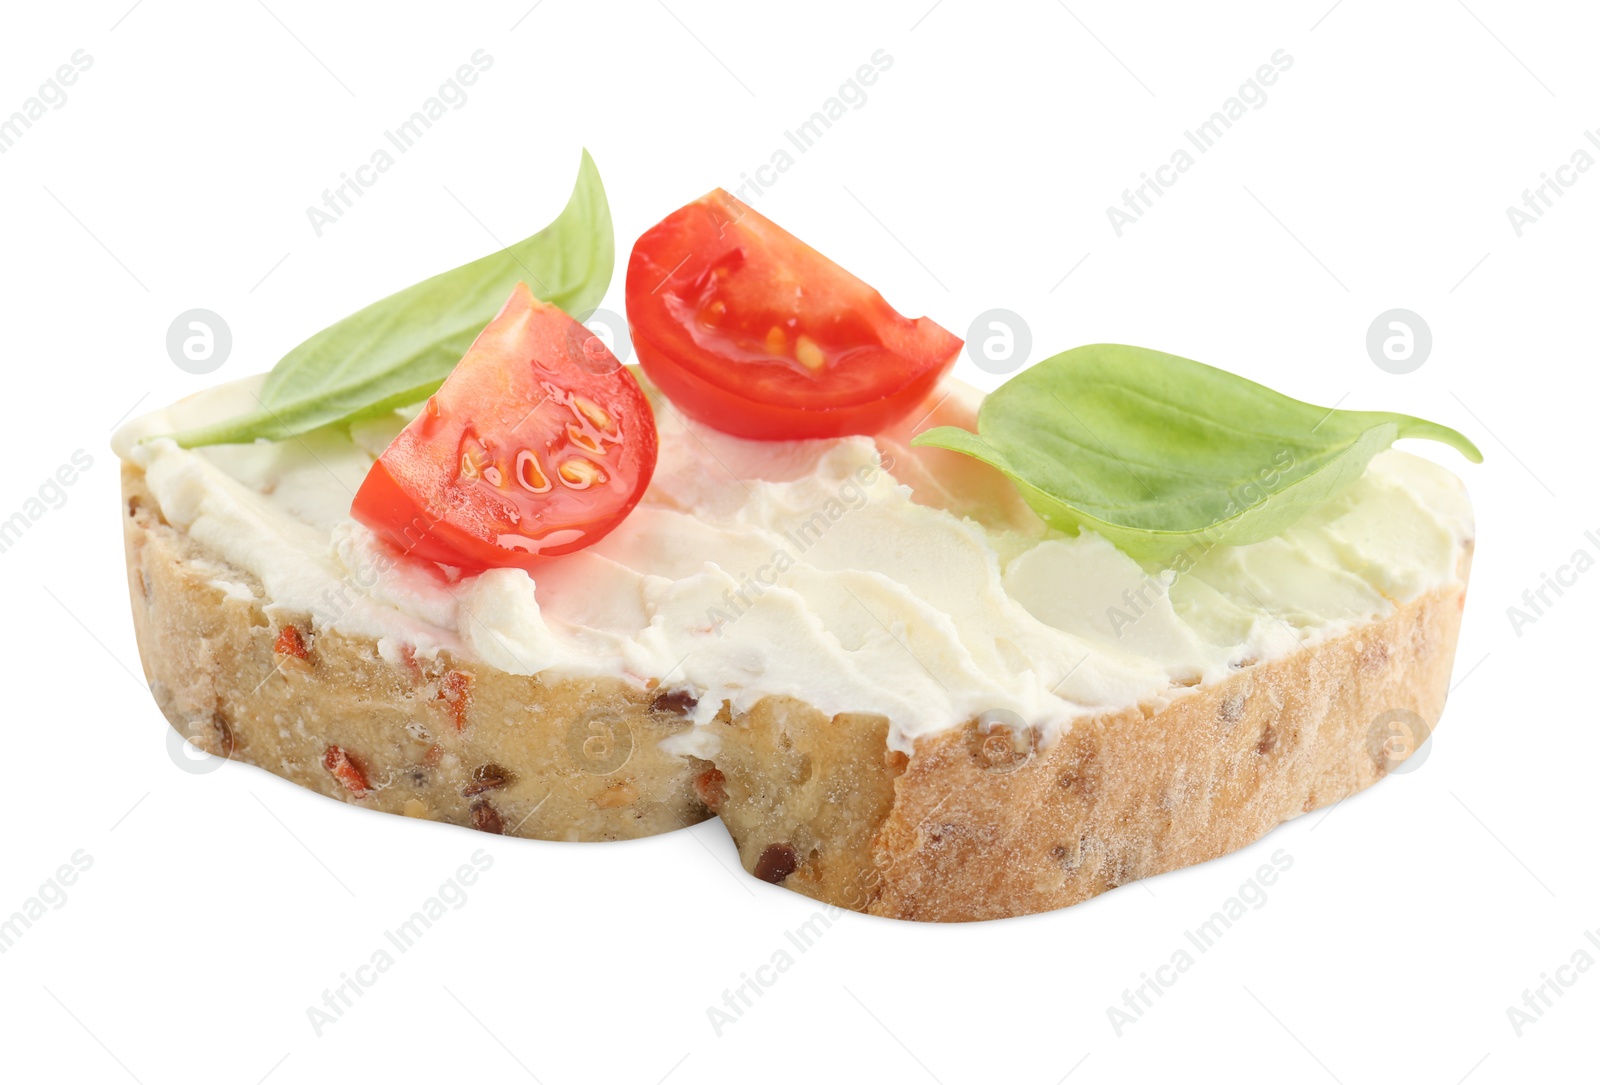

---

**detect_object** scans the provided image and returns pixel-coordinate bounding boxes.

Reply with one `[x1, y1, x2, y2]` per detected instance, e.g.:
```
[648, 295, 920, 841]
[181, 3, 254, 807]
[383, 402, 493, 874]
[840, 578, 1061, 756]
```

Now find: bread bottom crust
[122, 464, 1469, 920]
[123, 466, 715, 842]
[710, 553, 1468, 920]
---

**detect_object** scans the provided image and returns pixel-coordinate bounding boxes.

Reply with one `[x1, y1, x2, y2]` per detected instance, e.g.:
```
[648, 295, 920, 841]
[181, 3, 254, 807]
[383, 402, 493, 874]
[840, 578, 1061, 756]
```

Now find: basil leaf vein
[913, 343, 1481, 563]
[171, 149, 613, 447]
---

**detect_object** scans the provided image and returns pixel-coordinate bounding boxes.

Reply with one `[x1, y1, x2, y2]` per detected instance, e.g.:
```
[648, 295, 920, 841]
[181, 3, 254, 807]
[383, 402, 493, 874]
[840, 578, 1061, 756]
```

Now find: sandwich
[113, 154, 1478, 921]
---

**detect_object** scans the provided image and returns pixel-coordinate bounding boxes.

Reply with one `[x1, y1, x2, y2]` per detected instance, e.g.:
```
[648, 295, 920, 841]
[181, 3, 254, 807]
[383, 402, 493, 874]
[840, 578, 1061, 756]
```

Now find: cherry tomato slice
[626, 189, 961, 440]
[351, 283, 656, 569]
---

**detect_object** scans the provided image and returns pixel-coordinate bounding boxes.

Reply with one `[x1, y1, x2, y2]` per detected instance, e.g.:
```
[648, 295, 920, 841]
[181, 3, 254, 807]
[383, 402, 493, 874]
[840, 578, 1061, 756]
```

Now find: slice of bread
[707, 552, 1468, 920]
[122, 454, 1469, 921]
[124, 465, 714, 842]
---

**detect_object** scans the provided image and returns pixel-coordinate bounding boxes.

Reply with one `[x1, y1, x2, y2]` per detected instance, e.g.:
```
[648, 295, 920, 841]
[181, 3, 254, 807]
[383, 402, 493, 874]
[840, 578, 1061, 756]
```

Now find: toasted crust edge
[122, 463, 714, 842]
[122, 460, 1470, 920]
[705, 549, 1470, 921]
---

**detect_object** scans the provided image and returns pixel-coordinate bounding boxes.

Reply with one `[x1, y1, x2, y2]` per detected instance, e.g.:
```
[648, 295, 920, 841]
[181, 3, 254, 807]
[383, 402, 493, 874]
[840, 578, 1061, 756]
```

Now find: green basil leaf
[913, 344, 1481, 563]
[171, 149, 613, 447]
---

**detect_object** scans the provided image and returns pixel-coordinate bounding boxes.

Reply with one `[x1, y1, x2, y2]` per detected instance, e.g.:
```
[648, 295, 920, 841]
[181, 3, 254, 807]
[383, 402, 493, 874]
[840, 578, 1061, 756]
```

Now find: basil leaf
[171, 150, 613, 447]
[913, 344, 1481, 563]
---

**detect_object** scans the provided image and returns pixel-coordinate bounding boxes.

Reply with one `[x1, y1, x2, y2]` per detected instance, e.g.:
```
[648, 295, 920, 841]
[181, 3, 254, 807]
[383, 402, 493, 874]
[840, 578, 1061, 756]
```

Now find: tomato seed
[574, 396, 613, 433]
[515, 449, 551, 493]
[557, 459, 604, 489]
[794, 334, 826, 371]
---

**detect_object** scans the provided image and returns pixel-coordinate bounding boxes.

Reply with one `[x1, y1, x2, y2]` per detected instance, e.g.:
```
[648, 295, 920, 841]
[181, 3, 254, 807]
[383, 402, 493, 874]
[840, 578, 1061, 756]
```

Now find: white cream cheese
[113, 376, 1473, 751]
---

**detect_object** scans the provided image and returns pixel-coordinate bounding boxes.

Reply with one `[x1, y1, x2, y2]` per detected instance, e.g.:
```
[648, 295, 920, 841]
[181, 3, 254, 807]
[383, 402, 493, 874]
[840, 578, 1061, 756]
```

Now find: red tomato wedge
[351, 283, 656, 570]
[626, 189, 961, 440]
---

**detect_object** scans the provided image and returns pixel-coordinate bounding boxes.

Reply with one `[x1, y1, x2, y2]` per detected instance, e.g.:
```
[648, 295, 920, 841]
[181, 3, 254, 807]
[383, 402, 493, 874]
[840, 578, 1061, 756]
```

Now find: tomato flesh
[351, 283, 657, 569]
[626, 189, 961, 439]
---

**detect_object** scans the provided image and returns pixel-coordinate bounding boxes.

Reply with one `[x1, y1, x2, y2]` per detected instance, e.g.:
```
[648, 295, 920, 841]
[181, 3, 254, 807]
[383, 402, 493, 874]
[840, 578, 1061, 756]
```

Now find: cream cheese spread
[113, 376, 1473, 752]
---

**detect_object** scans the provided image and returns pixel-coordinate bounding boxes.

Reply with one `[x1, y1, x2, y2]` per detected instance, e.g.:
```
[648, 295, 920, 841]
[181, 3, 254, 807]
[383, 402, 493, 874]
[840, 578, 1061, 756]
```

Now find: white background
[1, 1, 1594, 1082]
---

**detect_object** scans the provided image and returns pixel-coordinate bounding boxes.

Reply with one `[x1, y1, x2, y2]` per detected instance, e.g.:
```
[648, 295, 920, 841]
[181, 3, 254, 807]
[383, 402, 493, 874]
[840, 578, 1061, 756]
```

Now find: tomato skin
[351, 284, 656, 570]
[626, 189, 961, 440]
[635, 336, 951, 441]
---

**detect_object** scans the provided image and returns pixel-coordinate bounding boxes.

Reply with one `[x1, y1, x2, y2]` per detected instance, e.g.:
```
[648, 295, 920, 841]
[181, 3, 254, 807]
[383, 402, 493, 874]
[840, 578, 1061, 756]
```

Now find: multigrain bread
[124, 464, 714, 841]
[707, 553, 1468, 920]
[123, 462, 1469, 921]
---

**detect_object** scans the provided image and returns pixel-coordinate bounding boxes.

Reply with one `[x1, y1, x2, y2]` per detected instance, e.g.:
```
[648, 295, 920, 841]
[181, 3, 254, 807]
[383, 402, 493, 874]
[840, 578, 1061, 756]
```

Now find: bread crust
[705, 552, 1470, 920]
[121, 462, 1469, 920]
[123, 465, 714, 842]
